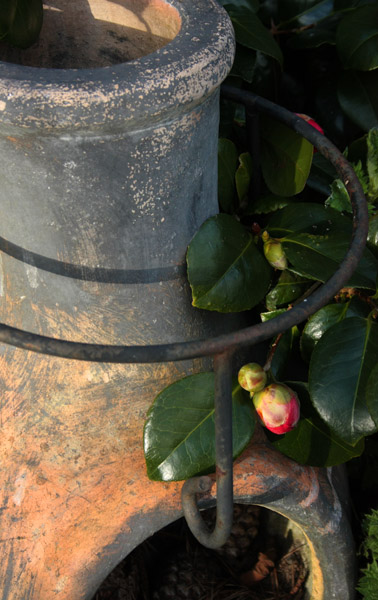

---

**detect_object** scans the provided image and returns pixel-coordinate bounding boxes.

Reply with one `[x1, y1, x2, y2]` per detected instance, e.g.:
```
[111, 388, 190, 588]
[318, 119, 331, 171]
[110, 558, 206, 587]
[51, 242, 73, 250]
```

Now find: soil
[93, 505, 308, 600]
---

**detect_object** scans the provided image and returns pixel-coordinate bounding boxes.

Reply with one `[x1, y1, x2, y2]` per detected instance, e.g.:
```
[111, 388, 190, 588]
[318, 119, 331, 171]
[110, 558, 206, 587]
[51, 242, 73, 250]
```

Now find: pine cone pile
[93, 503, 308, 600]
[151, 504, 261, 600]
[203, 503, 260, 568]
[151, 548, 217, 600]
[94, 548, 149, 600]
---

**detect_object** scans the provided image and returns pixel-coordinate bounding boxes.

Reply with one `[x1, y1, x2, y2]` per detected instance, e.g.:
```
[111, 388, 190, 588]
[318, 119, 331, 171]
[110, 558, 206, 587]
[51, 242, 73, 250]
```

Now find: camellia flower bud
[295, 113, 324, 135]
[262, 232, 287, 270]
[296, 114, 324, 153]
[252, 383, 300, 434]
[238, 363, 267, 394]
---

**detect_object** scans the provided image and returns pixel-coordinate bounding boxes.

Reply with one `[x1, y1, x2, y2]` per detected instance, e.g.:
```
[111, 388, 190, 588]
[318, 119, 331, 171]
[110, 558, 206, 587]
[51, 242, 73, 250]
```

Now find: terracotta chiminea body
[0, 1, 355, 599]
[0, 1, 237, 597]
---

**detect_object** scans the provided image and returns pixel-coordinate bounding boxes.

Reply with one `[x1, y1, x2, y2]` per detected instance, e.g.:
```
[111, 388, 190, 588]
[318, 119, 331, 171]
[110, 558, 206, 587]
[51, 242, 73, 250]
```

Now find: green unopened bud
[263, 238, 287, 270]
[238, 363, 267, 394]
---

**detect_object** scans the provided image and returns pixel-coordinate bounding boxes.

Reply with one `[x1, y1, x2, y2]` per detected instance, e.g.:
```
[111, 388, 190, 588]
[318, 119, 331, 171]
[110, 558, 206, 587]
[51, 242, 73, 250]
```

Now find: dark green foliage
[144, 0, 378, 489]
[0, 0, 43, 48]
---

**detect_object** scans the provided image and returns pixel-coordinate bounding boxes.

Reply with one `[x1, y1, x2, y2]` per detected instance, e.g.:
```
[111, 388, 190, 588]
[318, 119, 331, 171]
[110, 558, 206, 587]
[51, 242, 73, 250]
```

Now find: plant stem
[263, 332, 283, 372]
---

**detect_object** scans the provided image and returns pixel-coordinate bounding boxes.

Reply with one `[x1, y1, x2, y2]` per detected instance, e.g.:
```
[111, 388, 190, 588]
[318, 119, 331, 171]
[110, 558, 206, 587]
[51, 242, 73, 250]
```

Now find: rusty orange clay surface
[0, 341, 326, 599]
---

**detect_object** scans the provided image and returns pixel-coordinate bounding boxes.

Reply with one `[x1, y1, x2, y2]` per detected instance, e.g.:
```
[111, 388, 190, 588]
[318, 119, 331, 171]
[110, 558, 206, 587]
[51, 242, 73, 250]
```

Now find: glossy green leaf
[300, 301, 368, 362]
[227, 7, 283, 66]
[0, 0, 43, 48]
[187, 214, 272, 312]
[260, 308, 288, 321]
[271, 382, 365, 466]
[266, 270, 312, 310]
[259, 311, 300, 379]
[267, 204, 377, 288]
[309, 317, 378, 444]
[288, 26, 336, 49]
[302, 304, 350, 359]
[368, 214, 378, 250]
[249, 194, 293, 215]
[336, 159, 374, 214]
[336, 4, 378, 71]
[281, 231, 377, 289]
[235, 152, 253, 204]
[269, 327, 299, 380]
[278, 0, 334, 27]
[367, 128, 378, 198]
[325, 179, 352, 213]
[267, 202, 351, 237]
[338, 70, 378, 131]
[218, 139, 238, 213]
[366, 363, 378, 427]
[261, 118, 314, 196]
[307, 153, 338, 195]
[144, 373, 255, 481]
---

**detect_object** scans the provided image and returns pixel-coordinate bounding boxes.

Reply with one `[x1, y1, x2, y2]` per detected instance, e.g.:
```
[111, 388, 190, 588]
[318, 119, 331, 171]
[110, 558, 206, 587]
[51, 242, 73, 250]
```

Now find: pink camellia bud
[252, 383, 300, 434]
[238, 363, 267, 394]
[296, 113, 324, 135]
[296, 114, 324, 153]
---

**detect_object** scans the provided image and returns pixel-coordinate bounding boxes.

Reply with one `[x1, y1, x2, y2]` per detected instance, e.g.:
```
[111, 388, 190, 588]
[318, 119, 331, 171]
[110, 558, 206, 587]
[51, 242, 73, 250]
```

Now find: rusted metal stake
[181, 349, 234, 548]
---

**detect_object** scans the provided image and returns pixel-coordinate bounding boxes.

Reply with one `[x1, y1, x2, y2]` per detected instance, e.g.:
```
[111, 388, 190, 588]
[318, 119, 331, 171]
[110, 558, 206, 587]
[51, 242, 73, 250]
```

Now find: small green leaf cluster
[326, 130, 378, 215]
[357, 508, 378, 599]
[0, 0, 43, 48]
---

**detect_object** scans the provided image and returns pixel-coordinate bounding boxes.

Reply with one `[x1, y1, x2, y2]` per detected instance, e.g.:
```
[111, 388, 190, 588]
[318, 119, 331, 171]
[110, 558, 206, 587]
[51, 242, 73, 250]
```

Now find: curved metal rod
[0, 88, 370, 362]
[181, 350, 234, 548]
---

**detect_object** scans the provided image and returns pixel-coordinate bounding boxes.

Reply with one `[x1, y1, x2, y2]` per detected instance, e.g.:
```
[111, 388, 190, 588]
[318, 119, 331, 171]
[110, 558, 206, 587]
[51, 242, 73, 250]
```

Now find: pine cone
[94, 548, 148, 600]
[151, 549, 216, 600]
[202, 503, 260, 568]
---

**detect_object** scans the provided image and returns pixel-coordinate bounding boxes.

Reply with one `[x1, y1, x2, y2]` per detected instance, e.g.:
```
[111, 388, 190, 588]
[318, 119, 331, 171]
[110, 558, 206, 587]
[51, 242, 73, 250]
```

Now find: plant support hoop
[0, 88, 369, 550]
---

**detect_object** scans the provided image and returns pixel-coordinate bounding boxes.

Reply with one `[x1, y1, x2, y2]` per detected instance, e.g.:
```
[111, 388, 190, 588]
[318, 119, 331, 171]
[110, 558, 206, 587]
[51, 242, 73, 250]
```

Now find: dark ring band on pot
[0, 234, 186, 283]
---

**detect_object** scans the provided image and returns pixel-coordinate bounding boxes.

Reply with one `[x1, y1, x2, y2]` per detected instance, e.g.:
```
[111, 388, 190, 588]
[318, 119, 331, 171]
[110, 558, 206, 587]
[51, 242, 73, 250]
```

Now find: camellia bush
[143, 0, 378, 484]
